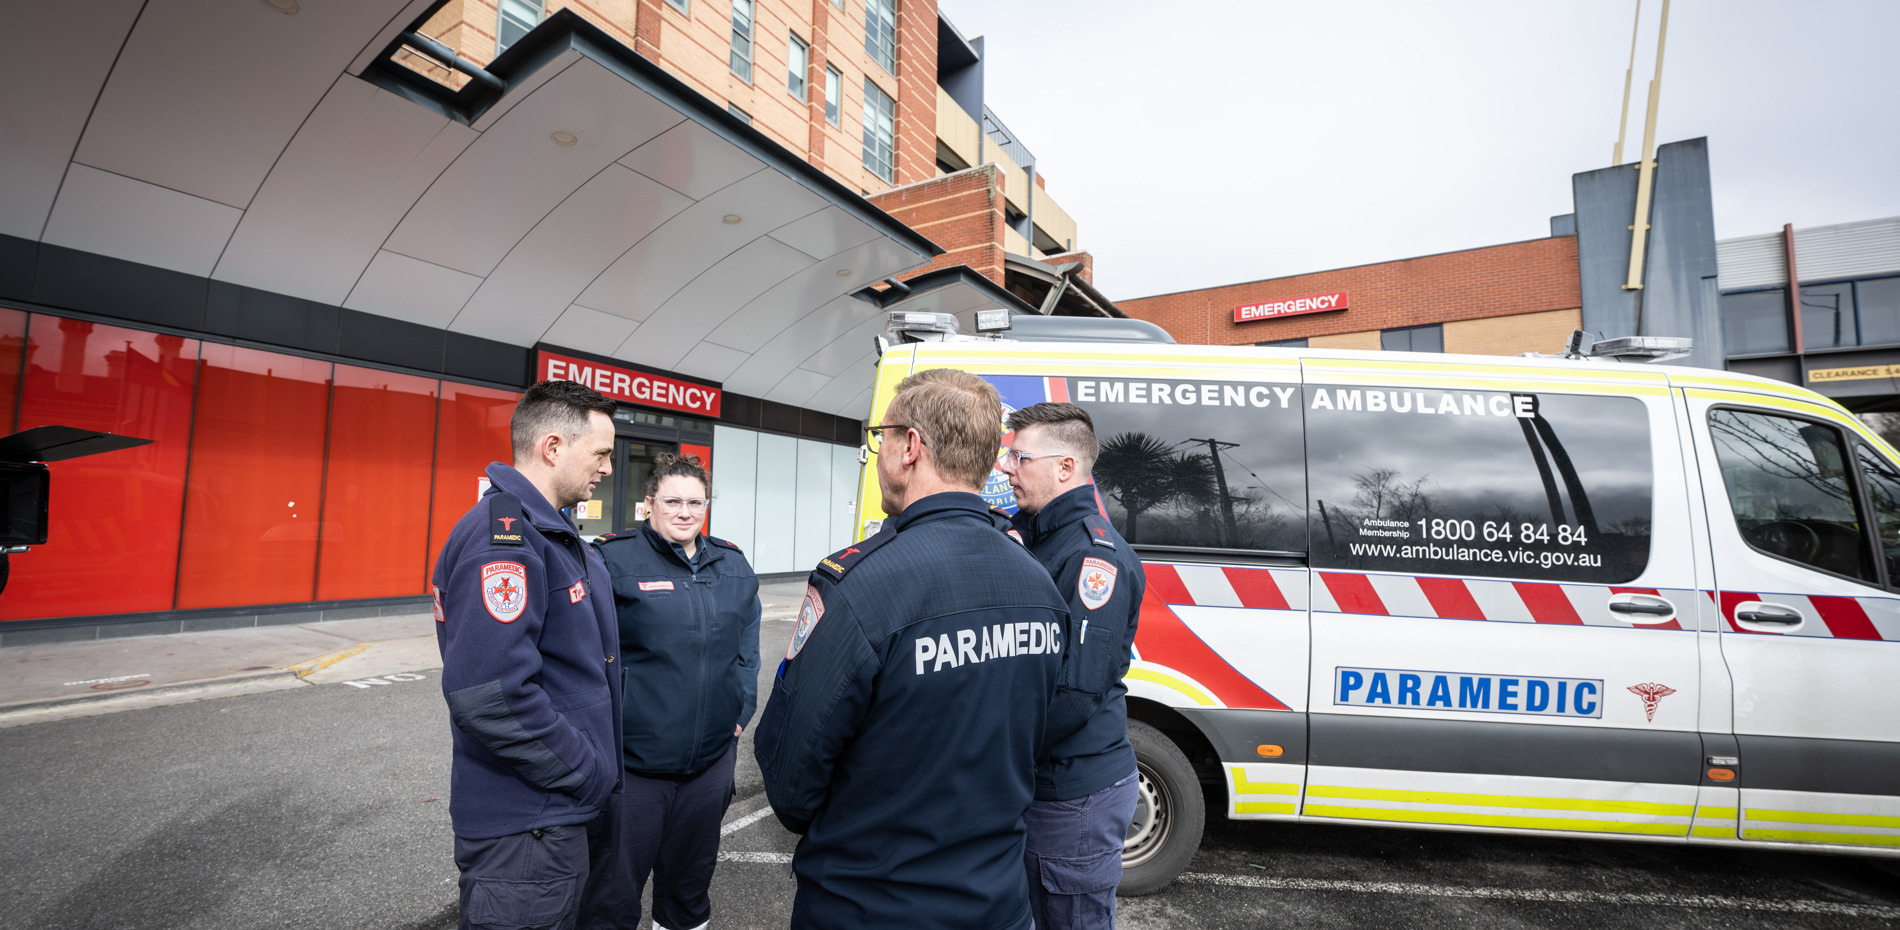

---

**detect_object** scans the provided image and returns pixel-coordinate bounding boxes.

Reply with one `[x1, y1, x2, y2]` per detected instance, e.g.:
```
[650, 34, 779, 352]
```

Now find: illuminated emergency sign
[536, 349, 721, 418]
[1234, 291, 1349, 323]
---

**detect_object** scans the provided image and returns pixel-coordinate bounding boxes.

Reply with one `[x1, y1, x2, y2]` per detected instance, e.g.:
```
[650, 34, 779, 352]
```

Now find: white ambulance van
[853, 314, 1900, 894]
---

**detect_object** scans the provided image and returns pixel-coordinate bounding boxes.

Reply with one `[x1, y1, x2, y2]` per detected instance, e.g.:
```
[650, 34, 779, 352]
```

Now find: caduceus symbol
[1627, 682, 1676, 722]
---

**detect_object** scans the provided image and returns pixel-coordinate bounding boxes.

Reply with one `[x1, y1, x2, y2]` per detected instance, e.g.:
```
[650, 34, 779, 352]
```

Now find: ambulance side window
[1305, 387, 1653, 584]
[1063, 377, 1307, 553]
[1853, 445, 1900, 586]
[1708, 409, 1875, 584]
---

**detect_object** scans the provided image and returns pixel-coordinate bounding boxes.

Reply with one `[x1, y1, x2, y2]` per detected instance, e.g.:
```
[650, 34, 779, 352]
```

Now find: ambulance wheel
[1118, 720, 1203, 896]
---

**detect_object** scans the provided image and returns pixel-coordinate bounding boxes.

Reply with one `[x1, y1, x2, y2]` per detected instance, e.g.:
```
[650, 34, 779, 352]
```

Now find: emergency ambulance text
[1074, 381, 1296, 408]
[1310, 388, 1534, 418]
[914, 622, 1062, 675]
[1335, 666, 1602, 718]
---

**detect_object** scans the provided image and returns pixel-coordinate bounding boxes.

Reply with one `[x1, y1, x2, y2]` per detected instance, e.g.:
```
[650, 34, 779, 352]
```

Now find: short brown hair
[886, 368, 1002, 489]
[1007, 402, 1098, 474]
[511, 380, 616, 461]
[645, 452, 710, 497]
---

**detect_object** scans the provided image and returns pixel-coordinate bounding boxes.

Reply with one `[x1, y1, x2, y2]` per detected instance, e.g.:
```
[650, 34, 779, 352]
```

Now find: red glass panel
[0, 307, 25, 433]
[175, 345, 332, 609]
[315, 366, 439, 600]
[682, 442, 712, 533]
[2, 316, 199, 620]
[427, 383, 520, 581]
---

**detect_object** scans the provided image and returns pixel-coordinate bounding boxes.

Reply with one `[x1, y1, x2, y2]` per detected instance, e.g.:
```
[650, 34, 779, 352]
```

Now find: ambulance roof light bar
[1524, 330, 1693, 364]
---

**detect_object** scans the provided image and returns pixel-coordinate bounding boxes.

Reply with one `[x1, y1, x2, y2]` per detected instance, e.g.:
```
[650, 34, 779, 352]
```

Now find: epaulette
[488, 493, 527, 547]
[813, 526, 897, 581]
[709, 536, 742, 551]
[1081, 512, 1117, 549]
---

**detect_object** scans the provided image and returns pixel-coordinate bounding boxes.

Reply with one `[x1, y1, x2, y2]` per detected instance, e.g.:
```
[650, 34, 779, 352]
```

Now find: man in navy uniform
[434, 380, 622, 930]
[999, 402, 1145, 930]
[753, 367, 1069, 930]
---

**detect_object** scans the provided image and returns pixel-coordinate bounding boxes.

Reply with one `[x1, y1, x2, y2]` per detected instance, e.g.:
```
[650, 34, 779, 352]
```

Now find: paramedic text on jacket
[753, 369, 1068, 930]
[432, 382, 621, 930]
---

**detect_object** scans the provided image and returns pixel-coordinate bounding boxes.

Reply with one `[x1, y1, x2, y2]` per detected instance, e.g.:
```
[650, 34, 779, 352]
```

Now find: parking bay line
[1175, 872, 1900, 920]
[721, 800, 778, 837]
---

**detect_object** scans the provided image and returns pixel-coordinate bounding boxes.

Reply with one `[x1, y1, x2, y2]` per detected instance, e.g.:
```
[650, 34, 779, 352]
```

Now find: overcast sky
[941, 0, 1900, 301]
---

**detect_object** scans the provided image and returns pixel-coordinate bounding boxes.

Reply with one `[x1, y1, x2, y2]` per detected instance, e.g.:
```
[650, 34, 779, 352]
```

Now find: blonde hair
[886, 368, 1002, 489]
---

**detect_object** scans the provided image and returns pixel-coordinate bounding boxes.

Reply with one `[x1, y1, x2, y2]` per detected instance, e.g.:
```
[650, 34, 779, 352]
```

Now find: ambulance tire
[1118, 720, 1203, 896]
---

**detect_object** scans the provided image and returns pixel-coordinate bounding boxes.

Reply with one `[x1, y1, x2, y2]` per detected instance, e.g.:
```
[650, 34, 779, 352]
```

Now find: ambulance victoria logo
[1078, 557, 1117, 610]
[786, 585, 825, 660]
[482, 561, 528, 623]
[1627, 682, 1676, 722]
[981, 399, 1019, 511]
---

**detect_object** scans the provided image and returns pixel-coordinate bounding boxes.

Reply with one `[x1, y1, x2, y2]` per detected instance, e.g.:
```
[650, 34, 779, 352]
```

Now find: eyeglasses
[1001, 448, 1066, 468]
[653, 497, 710, 513]
[864, 424, 921, 454]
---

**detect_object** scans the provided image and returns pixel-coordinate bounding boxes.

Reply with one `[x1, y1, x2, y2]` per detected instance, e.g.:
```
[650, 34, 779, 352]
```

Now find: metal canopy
[2, 3, 940, 417]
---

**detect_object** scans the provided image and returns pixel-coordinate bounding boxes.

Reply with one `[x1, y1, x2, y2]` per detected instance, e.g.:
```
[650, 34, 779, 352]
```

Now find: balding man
[754, 367, 1069, 930]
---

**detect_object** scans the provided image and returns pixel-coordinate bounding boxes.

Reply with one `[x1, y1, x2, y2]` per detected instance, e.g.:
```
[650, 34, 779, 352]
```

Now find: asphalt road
[2, 617, 1897, 929]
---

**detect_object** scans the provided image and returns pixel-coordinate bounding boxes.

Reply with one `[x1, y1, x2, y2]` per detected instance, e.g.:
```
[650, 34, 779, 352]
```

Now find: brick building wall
[1117, 236, 1582, 350]
[418, 0, 937, 196]
[868, 164, 1005, 284]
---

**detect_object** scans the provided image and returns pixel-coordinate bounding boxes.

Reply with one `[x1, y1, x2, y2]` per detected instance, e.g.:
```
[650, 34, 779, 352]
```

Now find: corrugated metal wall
[1718, 217, 1900, 290]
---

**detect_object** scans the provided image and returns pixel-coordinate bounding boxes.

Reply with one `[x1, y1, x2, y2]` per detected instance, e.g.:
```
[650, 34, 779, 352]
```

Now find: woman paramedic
[579, 453, 761, 930]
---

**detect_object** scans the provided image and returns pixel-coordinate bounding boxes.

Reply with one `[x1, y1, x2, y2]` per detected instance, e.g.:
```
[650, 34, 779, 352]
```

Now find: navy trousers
[579, 741, 737, 930]
[1023, 771, 1140, 930]
[454, 810, 612, 930]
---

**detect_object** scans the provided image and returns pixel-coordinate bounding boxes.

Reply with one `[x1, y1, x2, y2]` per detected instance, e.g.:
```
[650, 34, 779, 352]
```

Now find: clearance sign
[1234, 290, 1349, 324]
[536, 350, 722, 418]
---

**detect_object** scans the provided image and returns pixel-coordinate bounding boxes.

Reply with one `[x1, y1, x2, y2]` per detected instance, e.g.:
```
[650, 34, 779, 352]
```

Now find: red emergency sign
[536, 350, 722, 417]
[1234, 291, 1349, 323]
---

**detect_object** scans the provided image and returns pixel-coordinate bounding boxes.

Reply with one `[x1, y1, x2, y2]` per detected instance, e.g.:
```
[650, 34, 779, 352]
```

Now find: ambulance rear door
[1684, 385, 1900, 852]
[1300, 357, 1706, 841]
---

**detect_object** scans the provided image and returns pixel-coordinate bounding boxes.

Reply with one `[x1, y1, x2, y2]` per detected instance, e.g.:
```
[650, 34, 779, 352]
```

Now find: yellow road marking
[286, 642, 370, 678]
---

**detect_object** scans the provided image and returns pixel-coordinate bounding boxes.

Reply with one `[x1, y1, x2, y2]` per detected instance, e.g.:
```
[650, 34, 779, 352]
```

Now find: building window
[1257, 337, 1308, 348]
[824, 64, 842, 125]
[788, 33, 809, 100]
[1380, 324, 1443, 353]
[1860, 276, 1900, 347]
[866, 0, 897, 73]
[728, 104, 751, 124]
[1800, 282, 1857, 350]
[861, 78, 895, 182]
[729, 0, 754, 82]
[497, 0, 543, 54]
[1719, 288, 1790, 356]
[666, 0, 689, 12]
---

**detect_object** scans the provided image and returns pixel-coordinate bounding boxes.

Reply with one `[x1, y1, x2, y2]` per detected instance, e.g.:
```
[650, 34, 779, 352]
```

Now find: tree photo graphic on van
[1304, 386, 1653, 584]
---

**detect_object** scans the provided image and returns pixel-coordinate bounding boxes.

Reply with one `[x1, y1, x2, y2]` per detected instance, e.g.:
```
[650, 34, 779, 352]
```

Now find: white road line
[1176, 872, 1900, 919]
[719, 851, 793, 864]
[721, 801, 777, 836]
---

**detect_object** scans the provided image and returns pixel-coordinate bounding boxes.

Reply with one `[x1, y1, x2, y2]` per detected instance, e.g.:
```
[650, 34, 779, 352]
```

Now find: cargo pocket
[1036, 846, 1122, 896]
[466, 877, 580, 929]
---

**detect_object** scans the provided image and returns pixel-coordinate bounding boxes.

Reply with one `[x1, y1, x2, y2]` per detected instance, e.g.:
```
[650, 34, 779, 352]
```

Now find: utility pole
[1611, 0, 1642, 166]
[1185, 438, 1240, 546]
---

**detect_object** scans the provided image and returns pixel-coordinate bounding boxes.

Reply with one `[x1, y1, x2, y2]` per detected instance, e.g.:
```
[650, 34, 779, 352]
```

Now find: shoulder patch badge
[482, 561, 528, 622]
[568, 580, 586, 604]
[786, 585, 825, 660]
[1078, 556, 1118, 611]
[1006, 529, 1025, 546]
[432, 585, 445, 623]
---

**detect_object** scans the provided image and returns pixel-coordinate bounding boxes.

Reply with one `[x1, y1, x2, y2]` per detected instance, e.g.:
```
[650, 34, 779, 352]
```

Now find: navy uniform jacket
[753, 492, 1068, 930]
[593, 524, 761, 776]
[433, 463, 622, 840]
[1011, 485, 1144, 801]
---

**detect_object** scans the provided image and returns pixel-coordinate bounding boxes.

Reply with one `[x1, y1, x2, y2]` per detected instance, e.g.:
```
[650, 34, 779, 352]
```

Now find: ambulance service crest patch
[786, 585, 825, 660]
[1078, 557, 1117, 611]
[432, 585, 444, 623]
[482, 561, 528, 623]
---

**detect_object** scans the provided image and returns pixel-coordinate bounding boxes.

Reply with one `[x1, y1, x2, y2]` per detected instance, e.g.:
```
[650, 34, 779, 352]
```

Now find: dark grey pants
[1023, 771, 1140, 930]
[454, 811, 611, 930]
[578, 742, 737, 930]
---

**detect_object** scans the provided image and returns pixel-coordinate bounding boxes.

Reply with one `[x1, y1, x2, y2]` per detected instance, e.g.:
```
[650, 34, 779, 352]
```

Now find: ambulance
[853, 312, 1900, 895]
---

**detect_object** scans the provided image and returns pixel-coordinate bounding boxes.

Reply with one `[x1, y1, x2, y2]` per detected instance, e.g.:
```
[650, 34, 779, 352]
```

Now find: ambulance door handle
[1734, 601, 1804, 632]
[1607, 593, 1676, 623]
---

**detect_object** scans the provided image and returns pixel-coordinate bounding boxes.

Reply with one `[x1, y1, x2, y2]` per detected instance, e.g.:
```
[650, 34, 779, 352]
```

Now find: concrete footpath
[0, 579, 808, 729]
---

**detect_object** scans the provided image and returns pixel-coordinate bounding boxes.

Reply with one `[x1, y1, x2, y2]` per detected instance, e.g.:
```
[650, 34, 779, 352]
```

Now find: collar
[1024, 484, 1102, 540]
[483, 463, 577, 536]
[891, 491, 993, 532]
[641, 523, 720, 569]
